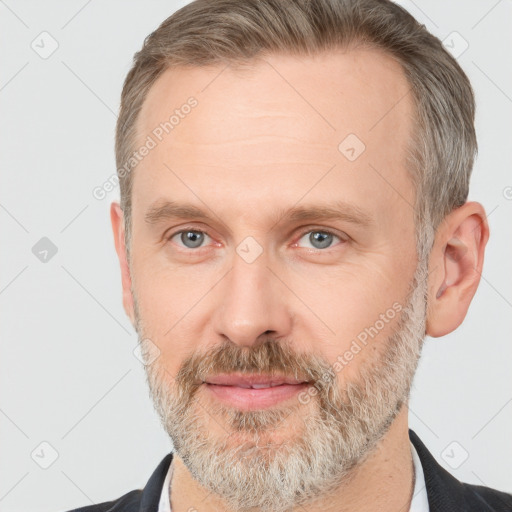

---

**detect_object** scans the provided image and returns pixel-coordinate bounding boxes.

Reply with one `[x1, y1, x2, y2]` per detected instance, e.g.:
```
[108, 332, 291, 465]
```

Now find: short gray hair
[115, 0, 476, 265]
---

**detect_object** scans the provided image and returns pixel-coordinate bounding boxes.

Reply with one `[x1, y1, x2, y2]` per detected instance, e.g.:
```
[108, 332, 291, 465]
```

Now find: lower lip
[204, 382, 310, 410]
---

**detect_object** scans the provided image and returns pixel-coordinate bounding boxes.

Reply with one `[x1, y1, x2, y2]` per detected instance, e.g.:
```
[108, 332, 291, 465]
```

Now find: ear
[426, 201, 490, 337]
[110, 202, 136, 327]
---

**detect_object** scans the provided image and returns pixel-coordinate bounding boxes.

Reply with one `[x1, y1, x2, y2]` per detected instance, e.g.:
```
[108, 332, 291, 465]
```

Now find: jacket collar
[138, 451, 173, 512]
[408, 429, 468, 511]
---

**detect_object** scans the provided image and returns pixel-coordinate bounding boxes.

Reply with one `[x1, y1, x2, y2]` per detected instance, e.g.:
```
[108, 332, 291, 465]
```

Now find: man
[67, 0, 512, 511]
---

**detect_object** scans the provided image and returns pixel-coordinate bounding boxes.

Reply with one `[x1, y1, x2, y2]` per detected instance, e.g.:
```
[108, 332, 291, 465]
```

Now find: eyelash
[166, 226, 347, 251]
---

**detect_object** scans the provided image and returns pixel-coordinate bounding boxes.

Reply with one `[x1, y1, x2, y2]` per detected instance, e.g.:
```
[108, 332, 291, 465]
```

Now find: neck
[169, 404, 414, 512]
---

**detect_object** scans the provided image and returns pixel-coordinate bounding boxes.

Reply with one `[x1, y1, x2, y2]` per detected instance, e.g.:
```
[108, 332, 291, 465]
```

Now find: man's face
[126, 48, 425, 511]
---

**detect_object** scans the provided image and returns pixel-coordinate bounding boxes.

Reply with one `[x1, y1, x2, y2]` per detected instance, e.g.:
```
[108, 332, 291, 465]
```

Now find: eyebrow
[144, 200, 374, 229]
[145, 201, 219, 225]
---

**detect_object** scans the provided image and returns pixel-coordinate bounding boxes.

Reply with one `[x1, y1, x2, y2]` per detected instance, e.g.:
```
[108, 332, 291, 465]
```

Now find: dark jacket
[66, 429, 512, 511]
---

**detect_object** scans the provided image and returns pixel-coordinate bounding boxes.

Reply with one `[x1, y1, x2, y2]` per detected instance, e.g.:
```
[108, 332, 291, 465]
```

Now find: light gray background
[0, 1, 511, 511]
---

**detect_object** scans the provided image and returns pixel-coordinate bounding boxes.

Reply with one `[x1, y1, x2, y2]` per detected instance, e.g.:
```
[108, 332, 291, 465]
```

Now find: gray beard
[136, 257, 428, 512]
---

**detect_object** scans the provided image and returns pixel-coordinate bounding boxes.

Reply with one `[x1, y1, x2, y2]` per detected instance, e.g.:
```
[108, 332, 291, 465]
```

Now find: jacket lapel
[138, 452, 174, 512]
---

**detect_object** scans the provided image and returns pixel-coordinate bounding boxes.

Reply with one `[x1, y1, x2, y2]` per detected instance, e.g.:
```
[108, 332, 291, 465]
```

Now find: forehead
[133, 48, 415, 229]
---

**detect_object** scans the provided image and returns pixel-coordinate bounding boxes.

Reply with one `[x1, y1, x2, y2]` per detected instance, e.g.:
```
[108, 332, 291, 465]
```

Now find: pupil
[310, 231, 332, 249]
[182, 231, 204, 248]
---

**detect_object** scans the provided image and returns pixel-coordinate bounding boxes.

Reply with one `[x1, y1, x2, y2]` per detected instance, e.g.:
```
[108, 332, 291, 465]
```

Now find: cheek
[299, 261, 403, 325]
[289, 261, 408, 372]
[134, 250, 210, 324]
[133, 265, 209, 372]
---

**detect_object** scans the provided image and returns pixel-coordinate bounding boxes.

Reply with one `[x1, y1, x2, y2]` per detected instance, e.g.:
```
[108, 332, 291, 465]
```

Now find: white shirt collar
[410, 439, 430, 511]
[157, 453, 174, 512]
[158, 441, 429, 512]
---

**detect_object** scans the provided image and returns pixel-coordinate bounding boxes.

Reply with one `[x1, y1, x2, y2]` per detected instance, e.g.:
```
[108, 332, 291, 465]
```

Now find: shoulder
[63, 489, 142, 512]
[409, 429, 512, 511]
[62, 451, 173, 512]
[460, 481, 512, 511]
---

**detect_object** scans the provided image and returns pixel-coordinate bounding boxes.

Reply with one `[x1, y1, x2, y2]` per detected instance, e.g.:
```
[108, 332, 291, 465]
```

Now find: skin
[111, 48, 489, 511]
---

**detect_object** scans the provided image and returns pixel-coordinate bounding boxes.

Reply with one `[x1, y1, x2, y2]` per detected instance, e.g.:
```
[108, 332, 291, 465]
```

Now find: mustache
[160, 337, 336, 397]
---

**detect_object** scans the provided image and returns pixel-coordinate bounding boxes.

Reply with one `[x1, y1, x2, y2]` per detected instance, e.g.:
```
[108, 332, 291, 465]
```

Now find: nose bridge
[213, 246, 292, 346]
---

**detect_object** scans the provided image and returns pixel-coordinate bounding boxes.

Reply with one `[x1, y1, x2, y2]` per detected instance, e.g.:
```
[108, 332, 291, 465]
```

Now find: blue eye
[167, 228, 345, 252]
[297, 230, 342, 250]
[171, 230, 210, 249]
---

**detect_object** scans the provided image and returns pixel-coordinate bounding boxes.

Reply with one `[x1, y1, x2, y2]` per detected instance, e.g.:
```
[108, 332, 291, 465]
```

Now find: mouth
[202, 373, 311, 410]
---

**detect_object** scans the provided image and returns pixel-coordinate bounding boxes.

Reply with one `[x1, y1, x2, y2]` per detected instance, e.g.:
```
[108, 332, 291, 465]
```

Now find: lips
[203, 373, 312, 410]
[204, 373, 309, 389]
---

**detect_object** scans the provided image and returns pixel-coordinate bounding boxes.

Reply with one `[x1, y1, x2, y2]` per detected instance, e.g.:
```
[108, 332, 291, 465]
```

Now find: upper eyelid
[165, 224, 210, 239]
[296, 227, 345, 239]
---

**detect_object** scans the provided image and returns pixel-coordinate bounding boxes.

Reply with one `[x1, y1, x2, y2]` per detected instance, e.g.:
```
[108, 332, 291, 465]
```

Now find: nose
[213, 250, 294, 348]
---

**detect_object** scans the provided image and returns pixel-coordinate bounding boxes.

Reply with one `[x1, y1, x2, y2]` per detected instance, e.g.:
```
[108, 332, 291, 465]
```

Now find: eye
[169, 229, 211, 249]
[295, 229, 345, 250]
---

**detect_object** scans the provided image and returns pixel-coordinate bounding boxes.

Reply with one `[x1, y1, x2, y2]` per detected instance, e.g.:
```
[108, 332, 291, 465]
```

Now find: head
[111, 1, 489, 511]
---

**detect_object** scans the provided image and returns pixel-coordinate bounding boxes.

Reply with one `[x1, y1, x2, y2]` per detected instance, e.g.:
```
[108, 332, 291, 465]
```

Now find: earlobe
[110, 202, 136, 327]
[426, 202, 489, 338]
